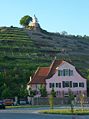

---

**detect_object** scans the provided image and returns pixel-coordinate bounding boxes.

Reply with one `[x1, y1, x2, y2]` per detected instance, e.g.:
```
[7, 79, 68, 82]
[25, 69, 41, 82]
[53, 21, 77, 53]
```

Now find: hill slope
[26, 28, 89, 69]
[0, 26, 89, 97]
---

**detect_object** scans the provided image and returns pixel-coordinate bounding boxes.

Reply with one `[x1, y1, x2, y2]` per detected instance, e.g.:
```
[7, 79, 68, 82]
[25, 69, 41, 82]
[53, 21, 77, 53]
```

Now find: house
[27, 59, 87, 97]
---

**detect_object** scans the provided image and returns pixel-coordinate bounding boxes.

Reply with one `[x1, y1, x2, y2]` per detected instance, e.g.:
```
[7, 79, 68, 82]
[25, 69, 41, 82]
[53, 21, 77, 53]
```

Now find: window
[69, 70, 73, 76]
[58, 70, 63, 76]
[63, 81, 69, 88]
[62, 81, 72, 88]
[58, 83, 61, 88]
[70, 81, 72, 87]
[49, 83, 55, 88]
[73, 83, 78, 87]
[58, 70, 60, 76]
[49, 83, 52, 88]
[58, 69, 73, 76]
[56, 83, 58, 87]
[79, 82, 84, 87]
[65, 69, 69, 76]
[52, 83, 54, 88]
[56, 83, 61, 88]
[63, 69, 66, 76]
[60, 70, 63, 76]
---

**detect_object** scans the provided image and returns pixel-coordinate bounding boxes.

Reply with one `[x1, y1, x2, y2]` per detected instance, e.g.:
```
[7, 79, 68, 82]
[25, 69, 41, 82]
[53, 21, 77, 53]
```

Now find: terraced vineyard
[0, 26, 89, 97]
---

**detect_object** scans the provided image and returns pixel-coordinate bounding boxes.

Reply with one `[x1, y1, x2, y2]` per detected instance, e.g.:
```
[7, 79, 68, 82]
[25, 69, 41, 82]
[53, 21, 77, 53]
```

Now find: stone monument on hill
[29, 15, 41, 31]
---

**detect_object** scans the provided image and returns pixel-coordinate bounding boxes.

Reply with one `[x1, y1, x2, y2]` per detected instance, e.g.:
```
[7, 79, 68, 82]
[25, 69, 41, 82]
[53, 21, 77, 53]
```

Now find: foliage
[49, 94, 54, 109]
[1, 84, 11, 98]
[0, 26, 89, 99]
[51, 88, 56, 97]
[29, 88, 36, 97]
[39, 85, 47, 97]
[20, 15, 32, 27]
[79, 91, 85, 111]
[60, 31, 68, 35]
[68, 89, 74, 113]
[49, 88, 56, 109]
[19, 85, 28, 98]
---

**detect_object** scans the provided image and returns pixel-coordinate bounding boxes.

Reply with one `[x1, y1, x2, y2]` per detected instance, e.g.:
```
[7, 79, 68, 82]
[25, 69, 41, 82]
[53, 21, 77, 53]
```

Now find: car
[3, 99, 14, 106]
[19, 99, 27, 105]
[0, 100, 5, 109]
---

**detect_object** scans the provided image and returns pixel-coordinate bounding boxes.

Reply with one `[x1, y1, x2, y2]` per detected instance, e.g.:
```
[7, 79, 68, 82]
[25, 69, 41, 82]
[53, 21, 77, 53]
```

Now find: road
[0, 107, 89, 119]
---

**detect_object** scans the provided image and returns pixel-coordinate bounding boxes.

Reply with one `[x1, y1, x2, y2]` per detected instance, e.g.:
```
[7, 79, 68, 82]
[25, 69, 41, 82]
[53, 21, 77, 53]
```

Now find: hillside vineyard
[0, 26, 89, 97]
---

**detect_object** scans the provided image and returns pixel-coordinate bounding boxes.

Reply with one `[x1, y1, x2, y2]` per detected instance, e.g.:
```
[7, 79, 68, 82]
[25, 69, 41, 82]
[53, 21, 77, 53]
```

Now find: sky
[0, 0, 89, 36]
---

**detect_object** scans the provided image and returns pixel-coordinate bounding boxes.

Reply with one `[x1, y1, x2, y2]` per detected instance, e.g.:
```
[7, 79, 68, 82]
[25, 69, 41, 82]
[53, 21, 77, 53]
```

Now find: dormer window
[58, 69, 73, 76]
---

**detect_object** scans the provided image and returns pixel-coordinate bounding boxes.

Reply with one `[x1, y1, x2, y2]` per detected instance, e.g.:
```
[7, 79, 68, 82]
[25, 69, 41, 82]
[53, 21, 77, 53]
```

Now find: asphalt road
[0, 113, 88, 119]
[0, 107, 89, 119]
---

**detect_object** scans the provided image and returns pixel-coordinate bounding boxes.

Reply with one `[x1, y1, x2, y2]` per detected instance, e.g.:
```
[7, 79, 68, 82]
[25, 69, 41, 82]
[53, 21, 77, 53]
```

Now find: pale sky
[0, 0, 89, 36]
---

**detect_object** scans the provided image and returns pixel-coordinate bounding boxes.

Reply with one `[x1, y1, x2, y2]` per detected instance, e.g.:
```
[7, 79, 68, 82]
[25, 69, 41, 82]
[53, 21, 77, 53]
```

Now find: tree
[1, 84, 11, 98]
[60, 31, 68, 35]
[79, 91, 85, 111]
[49, 94, 54, 109]
[39, 85, 47, 97]
[20, 15, 32, 27]
[28, 88, 36, 97]
[68, 89, 74, 113]
[48, 88, 56, 109]
[19, 85, 28, 98]
[51, 88, 56, 97]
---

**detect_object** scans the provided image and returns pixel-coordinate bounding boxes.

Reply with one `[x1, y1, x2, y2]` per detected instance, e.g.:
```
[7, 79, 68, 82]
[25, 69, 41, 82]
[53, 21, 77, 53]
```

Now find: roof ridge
[39, 67, 49, 68]
[48, 59, 56, 74]
[32, 67, 40, 80]
[46, 60, 65, 79]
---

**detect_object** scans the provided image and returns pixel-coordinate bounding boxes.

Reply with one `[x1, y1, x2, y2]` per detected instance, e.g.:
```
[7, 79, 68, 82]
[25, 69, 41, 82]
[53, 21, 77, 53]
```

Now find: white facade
[46, 61, 87, 97]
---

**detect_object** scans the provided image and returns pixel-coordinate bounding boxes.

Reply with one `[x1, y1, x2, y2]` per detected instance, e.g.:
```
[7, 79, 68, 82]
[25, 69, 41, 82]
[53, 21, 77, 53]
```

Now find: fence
[29, 97, 89, 105]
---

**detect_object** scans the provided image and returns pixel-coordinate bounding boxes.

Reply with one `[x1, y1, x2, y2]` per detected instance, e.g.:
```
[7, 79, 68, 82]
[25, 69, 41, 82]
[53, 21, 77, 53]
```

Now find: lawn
[39, 109, 89, 115]
[6, 105, 49, 109]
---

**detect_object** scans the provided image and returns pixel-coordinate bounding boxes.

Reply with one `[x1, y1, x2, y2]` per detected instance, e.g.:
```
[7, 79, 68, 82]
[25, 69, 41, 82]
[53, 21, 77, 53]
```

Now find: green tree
[49, 94, 54, 109]
[86, 69, 89, 96]
[20, 15, 32, 27]
[68, 89, 74, 113]
[49, 88, 56, 109]
[1, 84, 11, 98]
[51, 88, 56, 97]
[28, 88, 36, 97]
[39, 85, 47, 97]
[60, 31, 68, 35]
[79, 91, 85, 111]
[19, 85, 28, 98]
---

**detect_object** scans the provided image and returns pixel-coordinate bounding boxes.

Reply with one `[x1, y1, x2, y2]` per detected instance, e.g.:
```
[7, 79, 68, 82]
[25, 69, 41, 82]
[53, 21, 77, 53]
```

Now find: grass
[0, 26, 89, 98]
[5, 105, 89, 115]
[6, 105, 49, 109]
[40, 109, 89, 115]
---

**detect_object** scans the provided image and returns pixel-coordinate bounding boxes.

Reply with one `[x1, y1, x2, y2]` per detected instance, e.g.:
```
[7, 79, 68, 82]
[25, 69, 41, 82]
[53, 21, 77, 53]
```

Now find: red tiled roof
[46, 60, 64, 79]
[28, 67, 50, 84]
[38, 67, 50, 76]
[28, 60, 65, 85]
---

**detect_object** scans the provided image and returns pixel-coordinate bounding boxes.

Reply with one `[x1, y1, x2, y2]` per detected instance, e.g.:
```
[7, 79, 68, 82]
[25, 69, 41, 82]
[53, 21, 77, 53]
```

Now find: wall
[46, 61, 87, 96]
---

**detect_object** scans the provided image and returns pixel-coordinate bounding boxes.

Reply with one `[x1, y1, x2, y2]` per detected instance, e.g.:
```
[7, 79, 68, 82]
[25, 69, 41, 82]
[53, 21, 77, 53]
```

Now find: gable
[58, 61, 75, 70]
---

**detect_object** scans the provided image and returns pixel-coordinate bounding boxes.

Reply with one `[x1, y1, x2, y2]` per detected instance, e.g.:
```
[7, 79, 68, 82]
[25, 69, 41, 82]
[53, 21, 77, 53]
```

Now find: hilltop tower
[29, 15, 40, 31]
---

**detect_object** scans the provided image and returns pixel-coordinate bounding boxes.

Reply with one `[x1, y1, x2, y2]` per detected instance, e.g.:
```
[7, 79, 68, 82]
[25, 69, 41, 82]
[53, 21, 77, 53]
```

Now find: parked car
[0, 100, 5, 109]
[3, 99, 14, 106]
[19, 99, 27, 105]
